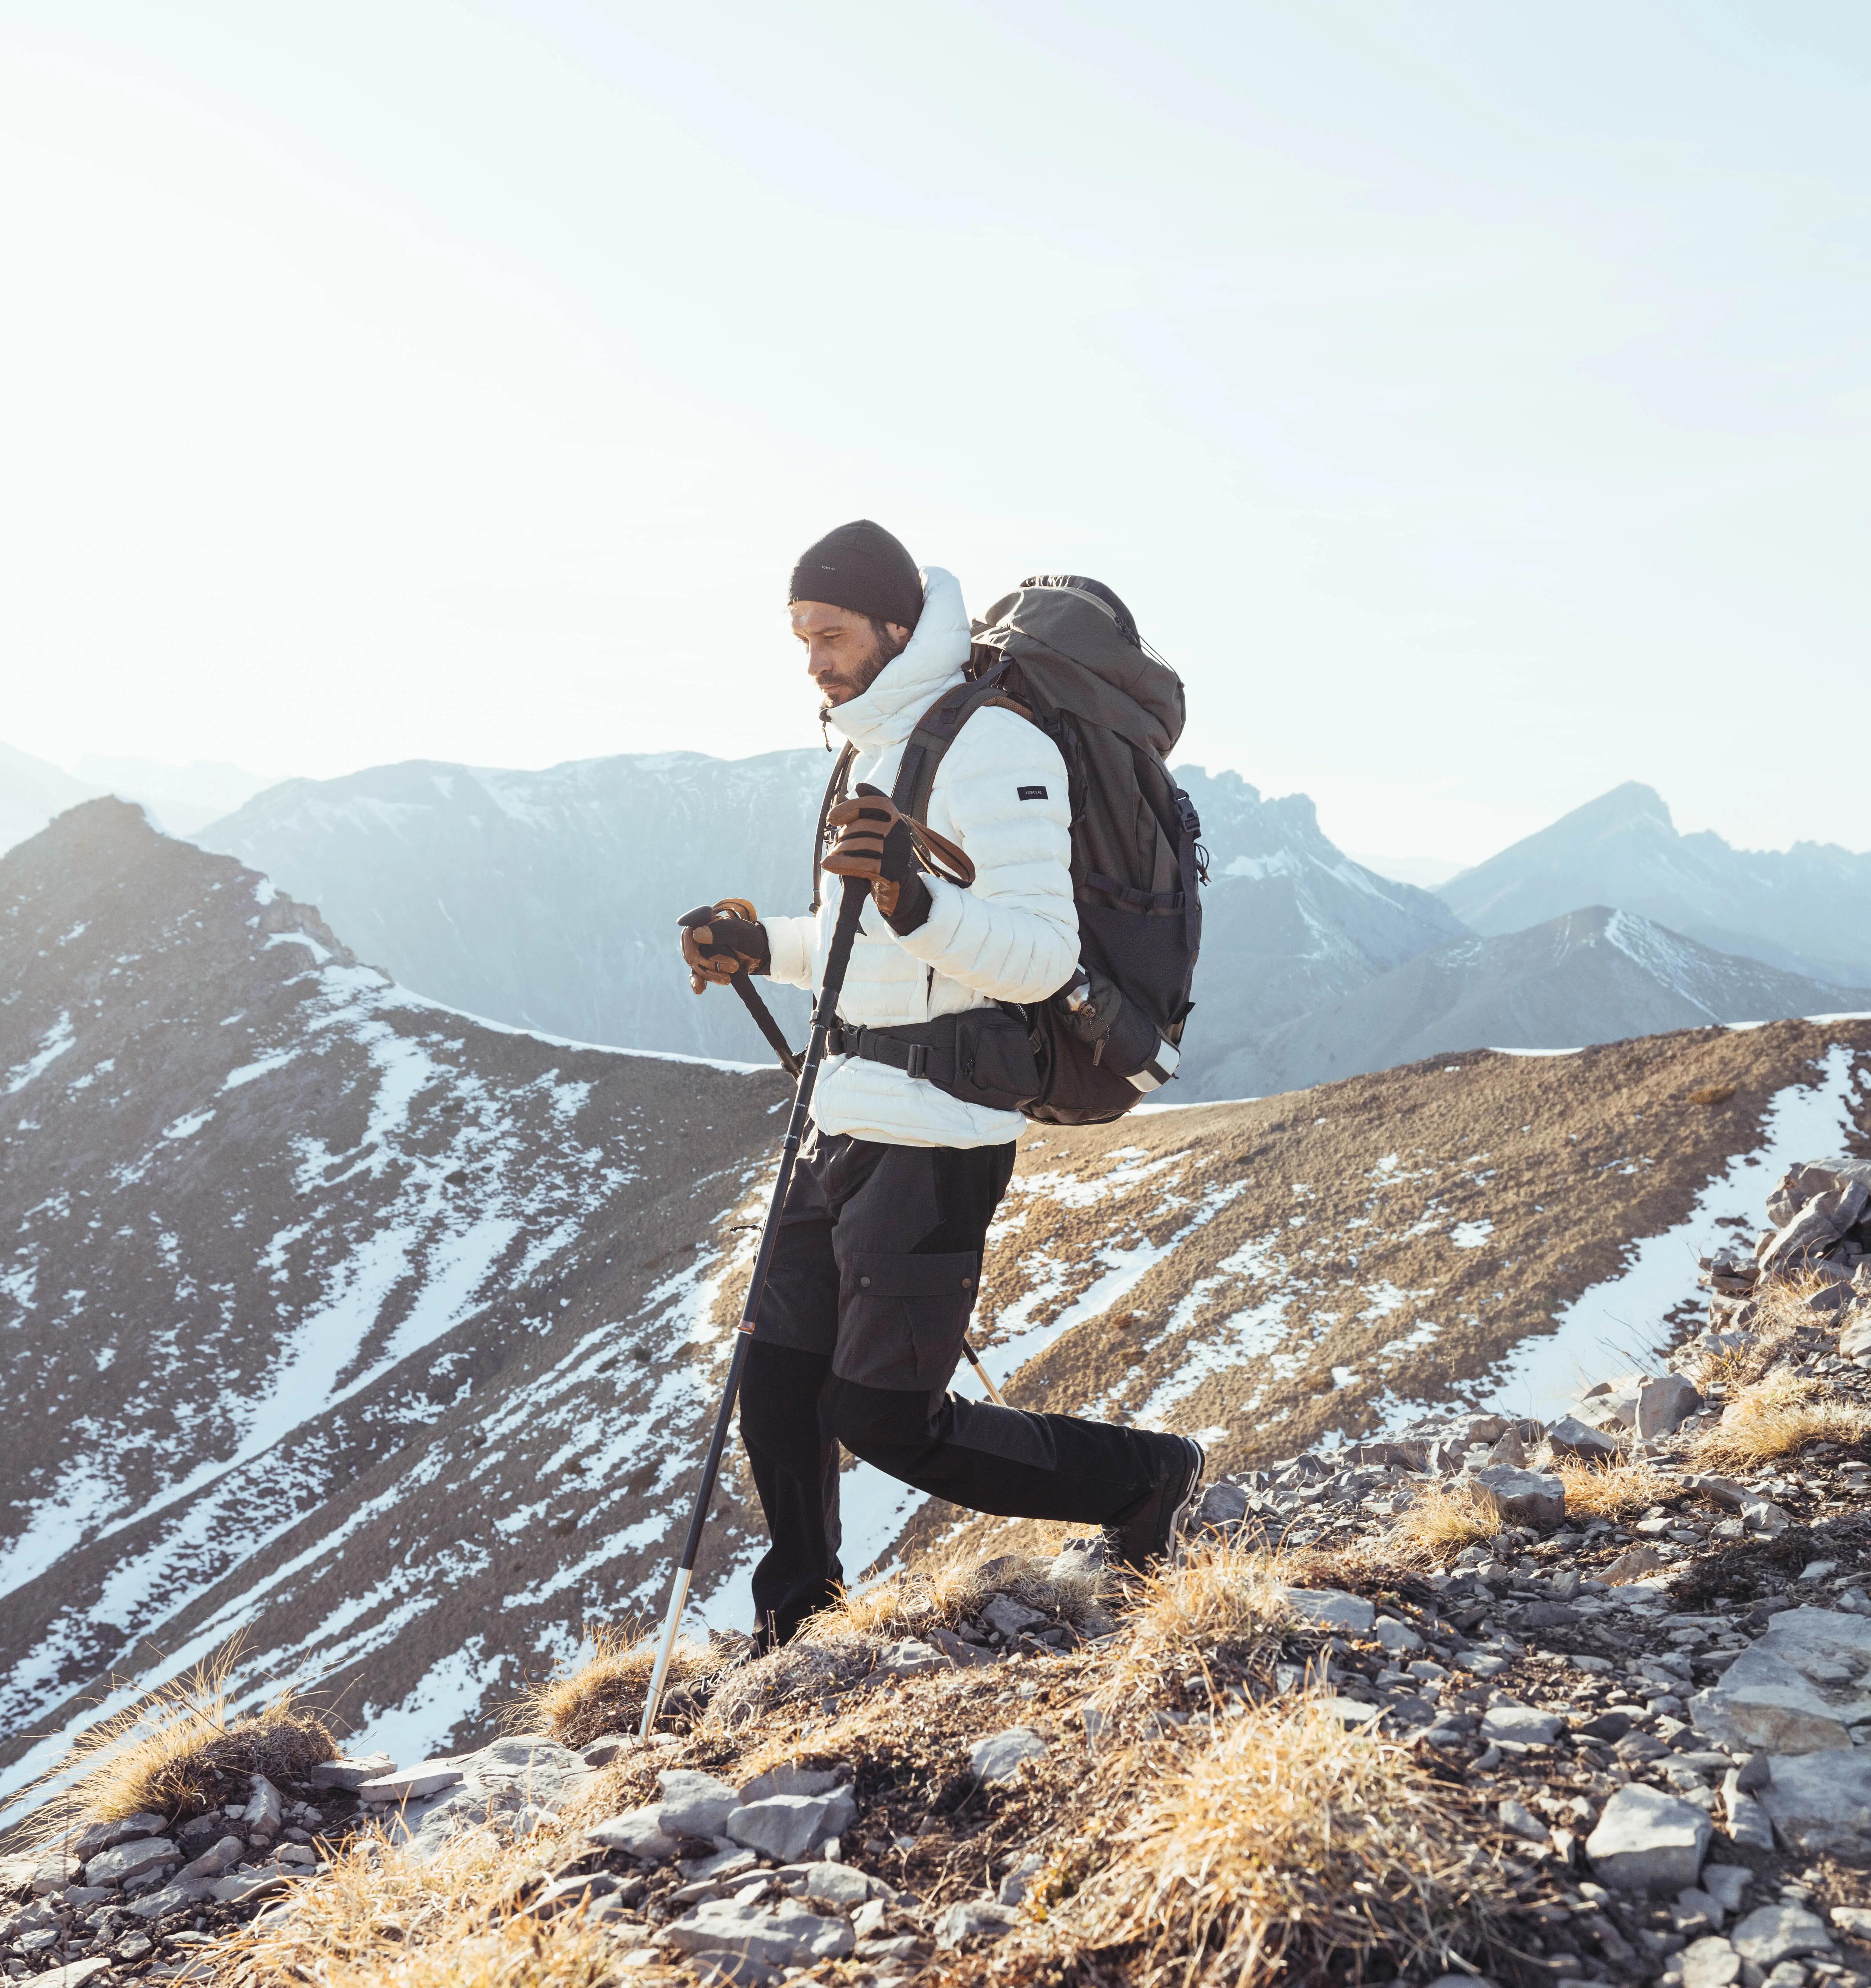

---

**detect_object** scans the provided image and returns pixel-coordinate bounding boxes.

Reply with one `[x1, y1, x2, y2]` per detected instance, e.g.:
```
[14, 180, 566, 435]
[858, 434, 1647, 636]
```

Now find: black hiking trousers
[740, 1127, 1183, 1644]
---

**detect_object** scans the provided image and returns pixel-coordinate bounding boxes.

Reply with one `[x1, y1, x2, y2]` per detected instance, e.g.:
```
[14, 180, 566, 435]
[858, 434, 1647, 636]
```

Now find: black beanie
[788, 519, 923, 631]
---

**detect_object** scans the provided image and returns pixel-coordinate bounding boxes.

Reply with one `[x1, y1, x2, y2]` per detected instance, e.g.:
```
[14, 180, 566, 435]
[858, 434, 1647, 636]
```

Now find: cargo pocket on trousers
[832, 1249, 980, 1393]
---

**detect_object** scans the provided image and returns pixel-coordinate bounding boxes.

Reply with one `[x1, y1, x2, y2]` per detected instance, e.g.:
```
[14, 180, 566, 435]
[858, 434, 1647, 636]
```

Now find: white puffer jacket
[764, 567, 1077, 1148]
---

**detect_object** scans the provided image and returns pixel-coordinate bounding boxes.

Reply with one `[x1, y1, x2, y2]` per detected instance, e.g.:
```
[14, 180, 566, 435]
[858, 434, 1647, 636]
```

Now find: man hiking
[679, 519, 1203, 1647]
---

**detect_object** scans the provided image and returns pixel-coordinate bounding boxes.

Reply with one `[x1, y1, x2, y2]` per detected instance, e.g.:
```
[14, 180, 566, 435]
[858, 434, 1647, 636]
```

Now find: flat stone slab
[1691, 1608, 1871, 1753]
[1756, 1749, 1871, 1855]
[1283, 1587, 1376, 1635]
[308, 1753, 394, 1790]
[1481, 1706, 1564, 1746]
[1472, 1464, 1565, 1529]
[355, 1762, 466, 1804]
[1731, 1904, 1834, 1967]
[663, 1897, 855, 1968]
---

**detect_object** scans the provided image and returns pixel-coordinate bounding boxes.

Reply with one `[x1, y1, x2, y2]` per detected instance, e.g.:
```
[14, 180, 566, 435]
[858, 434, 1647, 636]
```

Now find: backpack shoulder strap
[808, 741, 857, 913]
[891, 657, 1030, 822]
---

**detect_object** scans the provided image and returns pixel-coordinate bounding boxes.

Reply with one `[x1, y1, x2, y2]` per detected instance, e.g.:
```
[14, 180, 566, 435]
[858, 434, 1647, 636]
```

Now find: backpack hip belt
[825, 1009, 1042, 1116]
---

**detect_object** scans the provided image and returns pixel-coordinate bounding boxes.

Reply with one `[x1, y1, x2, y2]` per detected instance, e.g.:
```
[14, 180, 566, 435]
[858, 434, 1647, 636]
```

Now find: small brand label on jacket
[1018, 785, 1048, 800]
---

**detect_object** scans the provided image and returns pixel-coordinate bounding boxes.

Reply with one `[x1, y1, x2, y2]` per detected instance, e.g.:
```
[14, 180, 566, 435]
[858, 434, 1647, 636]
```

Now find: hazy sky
[3, 1, 1868, 864]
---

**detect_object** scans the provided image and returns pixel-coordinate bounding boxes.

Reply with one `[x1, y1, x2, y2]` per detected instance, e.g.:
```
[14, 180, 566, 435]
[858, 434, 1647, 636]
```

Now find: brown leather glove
[679, 898, 770, 992]
[823, 785, 974, 934]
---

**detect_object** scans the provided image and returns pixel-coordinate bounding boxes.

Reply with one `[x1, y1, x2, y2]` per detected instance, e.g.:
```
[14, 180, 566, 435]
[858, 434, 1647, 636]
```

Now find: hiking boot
[1103, 1435, 1206, 1570]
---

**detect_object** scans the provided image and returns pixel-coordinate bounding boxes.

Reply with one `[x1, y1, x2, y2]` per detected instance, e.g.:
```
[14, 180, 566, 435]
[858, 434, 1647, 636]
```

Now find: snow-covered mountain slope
[3, 799, 1867, 1790]
[0, 741, 100, 854]
[199, 754, 1468, 1083]
[1200, 905, 1871, 1100]
[1438, 781, 1871, 988]
[0, 800, 791, 1807]
[199, 750, 828, 1066]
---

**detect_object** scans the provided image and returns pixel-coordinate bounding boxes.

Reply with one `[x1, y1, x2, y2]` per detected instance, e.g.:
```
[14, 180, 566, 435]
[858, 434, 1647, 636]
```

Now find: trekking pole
[962, 1337, 1008, 1407]
[678, 904, 803, 1078]
[640, 876, 869, 1737]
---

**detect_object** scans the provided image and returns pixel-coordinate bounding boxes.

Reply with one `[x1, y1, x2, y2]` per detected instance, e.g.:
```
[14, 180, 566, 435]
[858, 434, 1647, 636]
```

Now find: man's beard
[819, 620, 908, 725]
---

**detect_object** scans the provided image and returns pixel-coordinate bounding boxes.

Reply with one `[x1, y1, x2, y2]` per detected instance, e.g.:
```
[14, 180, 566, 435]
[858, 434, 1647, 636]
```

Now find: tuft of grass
[15, 1651, 336, 1842]
[810, 1548, 1104, 1643]
[506, 1624, 706, 1750]
[1076, 1694, 1508, 1988]
[1550, 1454, 1672, 1522]
[1386, 1479, 1499, 1562]
[1691, 1368, 1871, 1473]
[219, 1819, 625, 1988]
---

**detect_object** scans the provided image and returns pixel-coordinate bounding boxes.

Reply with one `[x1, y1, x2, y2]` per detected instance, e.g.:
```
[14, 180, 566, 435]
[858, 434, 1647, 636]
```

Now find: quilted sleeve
[892, 707, 1079, 1002]
[763, 912, 819, 991]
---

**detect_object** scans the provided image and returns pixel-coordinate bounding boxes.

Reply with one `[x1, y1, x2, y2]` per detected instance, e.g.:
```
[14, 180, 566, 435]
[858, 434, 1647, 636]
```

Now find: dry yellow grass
[507, 1625, 708, 1750]
[1691, 1367, 1871, 1472]
[1386, 1478, 1499, 1561]
[14, 1652, 335, 1843]
[1550, 1454, 1673, 1522]
[219, 1820, 633, 1988]
[1074, 1694, 1506, 1988]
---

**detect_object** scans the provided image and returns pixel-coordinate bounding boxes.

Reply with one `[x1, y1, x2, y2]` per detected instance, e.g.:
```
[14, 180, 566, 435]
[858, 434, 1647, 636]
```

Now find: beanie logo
[1018, 785, 1048, 800]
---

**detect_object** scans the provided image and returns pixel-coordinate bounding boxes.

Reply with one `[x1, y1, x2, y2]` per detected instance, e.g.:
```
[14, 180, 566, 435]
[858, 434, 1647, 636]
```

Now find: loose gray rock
[212, 1869, 288, 1905]
[1498, 1799, 1549, 1843]
[1481, 1706, 1564, 1746]
[1681, 1935, 1742, 1988]
[998, 1852, 1045, 1905]
[1473, 1464, 1565, 1530]
[242, 1774, 285, 1831]
[725, 1788, 857, 1863]
[663, 1897, 856, 1968]
[81, 1837, 178, 1889]
[178, 1835, 245, 1880]
[1374, 1617, 1424, 1655]
[1283, 1587, 1376, 1635]
[586, 1805, 682, 1861]
[1731, 1905, 1834, 1967]
[1831, 1906, 1871, 1937]
[22, 1962, 113, 1988]
[659, 1769, 739, 1839]
[308, 1753, 393, 1790]
[876, 1637, 950, 1677]
[1193, 1481, 1250, 1527]
[1548, 1415, 1623, 1460]
[1587, 1784, 1712, 1892]
[935, 1898, 1021, 1947]
[1703, 1866, 1751, 1915]
[1721, 1772, 1778, 1853]
[969, 1726, 1048, 1785]
[736, 1763, 849, 1802]
[128, 1875, 218, 1920]
[802, 1862, 878, 1908]
[982, 1593, 1050, 1641]
[1638, 1373, 1704, 1439]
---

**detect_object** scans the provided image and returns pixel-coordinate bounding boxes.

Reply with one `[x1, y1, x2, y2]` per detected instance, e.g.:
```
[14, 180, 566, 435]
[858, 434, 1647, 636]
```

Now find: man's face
[791, 601, 910, 707]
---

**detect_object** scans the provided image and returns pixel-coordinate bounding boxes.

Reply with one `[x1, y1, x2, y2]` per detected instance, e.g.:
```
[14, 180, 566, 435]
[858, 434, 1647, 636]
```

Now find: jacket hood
[827, 566, 970, 752]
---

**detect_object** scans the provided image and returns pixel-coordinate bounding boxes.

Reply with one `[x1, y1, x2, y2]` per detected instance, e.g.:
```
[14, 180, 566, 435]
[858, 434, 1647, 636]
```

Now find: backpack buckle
[904, 1042, 929, 1081]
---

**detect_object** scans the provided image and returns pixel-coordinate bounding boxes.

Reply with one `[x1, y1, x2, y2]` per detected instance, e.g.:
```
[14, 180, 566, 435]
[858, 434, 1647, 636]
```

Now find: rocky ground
[7, 1160, 1871, 1988]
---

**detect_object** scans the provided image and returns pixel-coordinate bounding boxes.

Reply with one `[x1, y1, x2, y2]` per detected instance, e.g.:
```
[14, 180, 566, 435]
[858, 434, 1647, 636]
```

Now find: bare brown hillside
[864, 1018, 1871, 1571]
